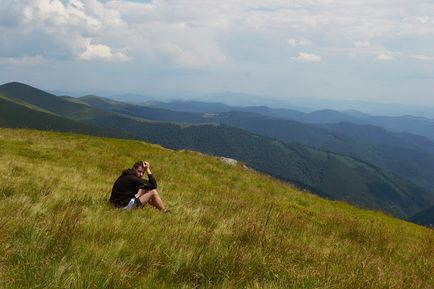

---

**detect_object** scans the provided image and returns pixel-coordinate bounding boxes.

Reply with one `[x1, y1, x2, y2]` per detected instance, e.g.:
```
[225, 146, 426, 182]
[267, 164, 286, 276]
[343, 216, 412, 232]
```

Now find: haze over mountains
[53, 88, 434, 119]
[1, 82, 433, 225]
[144, 100, 434, 140]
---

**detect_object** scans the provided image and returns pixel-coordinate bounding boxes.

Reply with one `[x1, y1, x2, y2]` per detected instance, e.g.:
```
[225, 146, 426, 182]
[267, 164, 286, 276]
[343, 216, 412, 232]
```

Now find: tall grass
[0, 128, 432, 288]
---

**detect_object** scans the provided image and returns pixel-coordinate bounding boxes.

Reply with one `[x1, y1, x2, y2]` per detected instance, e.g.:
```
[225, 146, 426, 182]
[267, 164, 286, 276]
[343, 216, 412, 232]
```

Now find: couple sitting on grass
[110, 160, 169, 213]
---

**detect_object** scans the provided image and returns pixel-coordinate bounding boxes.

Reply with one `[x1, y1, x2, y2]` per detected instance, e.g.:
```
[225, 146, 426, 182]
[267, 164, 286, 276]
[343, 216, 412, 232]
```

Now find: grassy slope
[0, 128, 432, 289]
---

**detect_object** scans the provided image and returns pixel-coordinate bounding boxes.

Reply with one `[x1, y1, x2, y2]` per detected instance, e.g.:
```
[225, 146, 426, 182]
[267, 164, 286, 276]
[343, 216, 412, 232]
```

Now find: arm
[129, 174, 157, 190]
[140, 161, 157, 190]
[144, 173, 157, 190]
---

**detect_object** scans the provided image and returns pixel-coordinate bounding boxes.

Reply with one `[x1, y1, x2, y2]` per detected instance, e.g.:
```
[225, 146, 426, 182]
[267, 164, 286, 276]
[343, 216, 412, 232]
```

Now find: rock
[220, 157, 238, 166]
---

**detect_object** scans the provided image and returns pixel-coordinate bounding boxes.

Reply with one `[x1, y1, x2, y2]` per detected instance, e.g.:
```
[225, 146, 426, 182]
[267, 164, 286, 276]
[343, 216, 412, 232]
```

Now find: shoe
[124, 199, 135, 210]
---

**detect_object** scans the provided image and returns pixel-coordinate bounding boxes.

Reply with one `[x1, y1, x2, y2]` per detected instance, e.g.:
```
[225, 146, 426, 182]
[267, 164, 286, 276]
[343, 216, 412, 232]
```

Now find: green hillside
[0, 96, 119, 137]
[207, 111, 434, 191]
[0, 82, 112, 121]
[78, 95, 204, 123]
[0, 128, 432, 289]
[1, 82, 432, 219]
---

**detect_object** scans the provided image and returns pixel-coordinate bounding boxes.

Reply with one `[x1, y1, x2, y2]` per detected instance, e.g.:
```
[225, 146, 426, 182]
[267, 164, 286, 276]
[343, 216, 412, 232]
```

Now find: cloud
[354, 41, 370, 48]
[377, 51, 396, 61]
[374, 49, 403, 61]
[126, 20, 228, 67]
[288, 38, 311, 47]
[2, 0, 434, 104]
[3, 0, 434, 67]
[0, 55, 44, 66]
[1, 0, 128, 62]
[0, 0, 27, 27]
[411, 54, 434, 61]
[291, 52, 321, 62]
[330, 42, 405, 62]
[79, 39, 129, 61]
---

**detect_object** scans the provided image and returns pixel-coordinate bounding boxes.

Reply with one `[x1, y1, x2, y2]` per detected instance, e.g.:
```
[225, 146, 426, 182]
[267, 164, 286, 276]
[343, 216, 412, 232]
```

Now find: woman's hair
[133, 160, 145, 170]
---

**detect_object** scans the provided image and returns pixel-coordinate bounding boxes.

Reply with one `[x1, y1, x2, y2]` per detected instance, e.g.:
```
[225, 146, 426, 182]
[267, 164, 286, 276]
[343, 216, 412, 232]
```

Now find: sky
[1, 0, 434, 109]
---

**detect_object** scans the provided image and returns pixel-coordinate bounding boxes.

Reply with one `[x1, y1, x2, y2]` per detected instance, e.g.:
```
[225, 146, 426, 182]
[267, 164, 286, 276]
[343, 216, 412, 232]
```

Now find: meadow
[0, 128, 432, 288]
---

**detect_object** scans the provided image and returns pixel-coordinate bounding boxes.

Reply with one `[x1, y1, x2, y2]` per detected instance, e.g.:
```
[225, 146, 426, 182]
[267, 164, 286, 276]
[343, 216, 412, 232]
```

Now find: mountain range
[1, 81, 433, 223]
[145, 100, 434, 139]
[77, 95, 434, 193]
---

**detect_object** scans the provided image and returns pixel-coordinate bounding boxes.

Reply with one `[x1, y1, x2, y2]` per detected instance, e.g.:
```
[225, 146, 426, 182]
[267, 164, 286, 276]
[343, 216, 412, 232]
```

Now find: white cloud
[377, 53, 394, 61]
[354, 41, 370, 48]
[330, 43, 405, 62]
[288, 38, 311, 47]
[291, 52, 321, 62]
[2, 0, 127, 61]
[0, 55, 44, 66]
[3, 0, 434, 66]
[2, 0, 434, 104]
[377, 50, 401, 61]
[79, 38, 129, 61]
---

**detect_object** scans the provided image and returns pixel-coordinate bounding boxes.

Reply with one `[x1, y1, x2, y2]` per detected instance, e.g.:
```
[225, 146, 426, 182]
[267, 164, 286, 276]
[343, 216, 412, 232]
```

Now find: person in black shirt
[110, 160, 167, 212]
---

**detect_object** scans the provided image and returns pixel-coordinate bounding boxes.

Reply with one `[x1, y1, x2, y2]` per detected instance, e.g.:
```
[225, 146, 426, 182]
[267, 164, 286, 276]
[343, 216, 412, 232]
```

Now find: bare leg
[137, 189, 166, 211]
[150, 190, 166, 211]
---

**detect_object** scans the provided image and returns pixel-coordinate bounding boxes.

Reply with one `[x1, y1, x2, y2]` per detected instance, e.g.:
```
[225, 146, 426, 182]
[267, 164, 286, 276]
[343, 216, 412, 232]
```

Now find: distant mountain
[297, 110, 434, 140]
[0, 95, 118, 137]
[109, 93, 153, 103]
[0, 82, 112, 121]
[408, 206, 434, 226]
[144, 100, 235, 114]
[73, 95, 434, 193]
[209, 111, 434, 191]
[78, 95, 204, 123]
[147, 100, 434, 139]
[1, 82, 433, 219]
[144, 100, 307, 119]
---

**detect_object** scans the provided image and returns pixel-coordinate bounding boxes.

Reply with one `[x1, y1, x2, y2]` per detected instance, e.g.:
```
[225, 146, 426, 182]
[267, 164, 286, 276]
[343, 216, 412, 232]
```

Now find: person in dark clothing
[110, 160, 167, 212]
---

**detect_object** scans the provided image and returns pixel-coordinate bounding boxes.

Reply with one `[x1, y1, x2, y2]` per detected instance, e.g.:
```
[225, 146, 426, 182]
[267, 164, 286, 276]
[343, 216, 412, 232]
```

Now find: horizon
[1, 1, 434, 113]
[3, 80, 434, 118]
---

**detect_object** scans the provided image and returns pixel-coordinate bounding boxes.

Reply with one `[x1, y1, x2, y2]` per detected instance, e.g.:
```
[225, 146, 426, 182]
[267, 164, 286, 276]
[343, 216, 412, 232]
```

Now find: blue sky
[1, 0, 434, 109]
